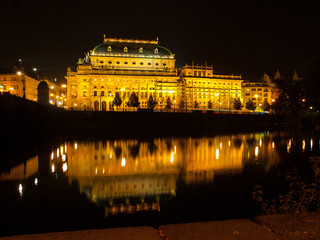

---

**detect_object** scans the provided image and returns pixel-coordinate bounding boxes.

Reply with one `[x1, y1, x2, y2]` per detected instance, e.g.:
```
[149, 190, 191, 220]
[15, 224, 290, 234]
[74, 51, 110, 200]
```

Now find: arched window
[154, 48, 158, 54]
[94, 101, 99, 111]
[124, 47, 128, 52]
[101, 101, 106, 111]
[107, 46, 112, 51]
[139, 47, 143, 53]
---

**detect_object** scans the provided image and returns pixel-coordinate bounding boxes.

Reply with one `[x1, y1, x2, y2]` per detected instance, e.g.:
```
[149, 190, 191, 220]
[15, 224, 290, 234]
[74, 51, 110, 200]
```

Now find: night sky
[1, 0, 319, 82]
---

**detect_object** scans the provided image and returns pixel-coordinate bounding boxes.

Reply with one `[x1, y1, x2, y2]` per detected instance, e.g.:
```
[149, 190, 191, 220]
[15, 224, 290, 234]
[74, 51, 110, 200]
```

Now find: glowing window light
[310, 138, 313, 151]
[259, 139, 262, 147]
[57, 148, 59, 158]
[51, 164, 55, 173]
[62, 162, 68, 172]
[60, 146, 64, 154]
[174, 146, 176, 154]
[121, 158, 126, 167]
[34, 178, 38, 185]
[65, 144, 67, 153]
[74, 142, 78, 150]
[102, 168, 105, 174]
[228, 141, 231, 147]
[302, 140, 305, 151]
[95, 168, 98, 175]
[51, 152, 54, 160]
[62, 154, 66, 161]
[272, 141, 275, 149]
[215, 148, 219, 160]
[220, 142, 222, 149]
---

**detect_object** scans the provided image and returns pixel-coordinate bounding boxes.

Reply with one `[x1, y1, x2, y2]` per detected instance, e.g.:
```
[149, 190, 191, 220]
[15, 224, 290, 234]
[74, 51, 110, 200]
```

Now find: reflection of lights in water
[255, 146, 259, 158]
[259, 139, 262, 147]
[34, 178, 38, 185]
[95, 168, 98, 174]
[18, 184, 23, 197]
[220, 142, 222, 149]
[60, 146, 64, 155]
[310, 138, 313, 151]
[174, 145, 176, 154]
[57, 148, 59, 158]
[287, 139, 291, 153]
[51, 152, 54, 160]
[170, 152, 174, 163]
[62, 154, 66, 161]
[109, 153, 112, 159]
[272, 141, 275, 150]
[121, 158, 126, 167]
[302, 140, 305, 151]
[102, 168, 105, 174]
[215, 148, 219, 160]
[51, 164, 55, 173]
[65, 144, 67, 153]
[228, 141, 231, 147]
[74, 142, 78, 150]
[62, 162, 68, 172]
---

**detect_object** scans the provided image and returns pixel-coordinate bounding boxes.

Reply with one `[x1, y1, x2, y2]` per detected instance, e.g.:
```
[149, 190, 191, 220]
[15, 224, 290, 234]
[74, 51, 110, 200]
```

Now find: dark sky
[1, 0, 319, 82]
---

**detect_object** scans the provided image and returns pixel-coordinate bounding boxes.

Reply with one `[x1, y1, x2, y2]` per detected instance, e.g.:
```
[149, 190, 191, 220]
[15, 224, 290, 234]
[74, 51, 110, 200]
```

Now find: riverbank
[1, 212, 319, 240]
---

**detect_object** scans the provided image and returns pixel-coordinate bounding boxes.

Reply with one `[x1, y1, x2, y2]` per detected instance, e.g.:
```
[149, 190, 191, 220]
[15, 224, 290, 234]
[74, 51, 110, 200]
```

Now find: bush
[253, 156, 320, 215]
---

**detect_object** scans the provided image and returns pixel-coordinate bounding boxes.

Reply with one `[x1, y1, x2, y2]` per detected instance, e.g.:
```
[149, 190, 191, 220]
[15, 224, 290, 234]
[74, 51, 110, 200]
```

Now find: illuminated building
[0, 72, 65, 106]
[66, 37, 177, 111]
[179, 64, 243, 111]
[242, 70, 302, 110]
[65, 36, 245, 111]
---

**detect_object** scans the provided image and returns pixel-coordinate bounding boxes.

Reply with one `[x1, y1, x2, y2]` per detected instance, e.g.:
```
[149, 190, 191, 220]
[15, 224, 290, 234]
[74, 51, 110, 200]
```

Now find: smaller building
[0, 70, 66, 107]
[179, 64, 243, 111]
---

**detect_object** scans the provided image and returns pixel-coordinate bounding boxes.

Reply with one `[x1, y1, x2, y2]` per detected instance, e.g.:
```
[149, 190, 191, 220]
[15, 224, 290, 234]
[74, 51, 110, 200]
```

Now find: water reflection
[1, 132, 319, 219]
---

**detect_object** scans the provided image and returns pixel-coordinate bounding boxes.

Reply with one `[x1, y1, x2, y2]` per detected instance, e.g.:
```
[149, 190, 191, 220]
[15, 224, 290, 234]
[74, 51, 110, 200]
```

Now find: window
[163, 63, 167, 66]
[139, 47, 143, 53]
[107, 46, 112, 51]
[101, 91, 104, 96]
[140, 62, 144, 65]
[108, 61, 112, 64]
[154, 48, 158, 53]
[155, 63, 159, 66]
[100, 61, 104, 64]
[132, 62, 136, 65]
[94, 91, 97, 96]
[257, 88, 262, 91]
[148, 62, 151, 65]
[83, 91, 87, 97]
[124, 47, 128, 52]
[124, 62, 128, 64]
[116, 61, 120, 64]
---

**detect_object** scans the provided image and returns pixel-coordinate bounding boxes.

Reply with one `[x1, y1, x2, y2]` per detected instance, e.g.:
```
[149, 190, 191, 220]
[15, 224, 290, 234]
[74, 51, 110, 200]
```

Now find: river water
[0, 130, 319, 236]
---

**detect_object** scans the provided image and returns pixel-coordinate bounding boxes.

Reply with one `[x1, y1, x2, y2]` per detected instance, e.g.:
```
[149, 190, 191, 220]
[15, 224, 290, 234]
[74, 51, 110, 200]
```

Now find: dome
[91, 38, 174, 59]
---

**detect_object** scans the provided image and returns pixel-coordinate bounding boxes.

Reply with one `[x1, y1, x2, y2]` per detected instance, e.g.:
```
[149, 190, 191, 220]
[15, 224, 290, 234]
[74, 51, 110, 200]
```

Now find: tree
[113, 92, 123, 111]
[261, 99, 271, 112]
[232, 98, 242, 110]
[127, 91, 140, 110]
[246, 99, 256, 111]
[165, 97, 173, 111]
[194, 100, 199, 109]
[207, 100, 213, 109]
[178, 99, 185, 111]
[147, 94, 158, 110]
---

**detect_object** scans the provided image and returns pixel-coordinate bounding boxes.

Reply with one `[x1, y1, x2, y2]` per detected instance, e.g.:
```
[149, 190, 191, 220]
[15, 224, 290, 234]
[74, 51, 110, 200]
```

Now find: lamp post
[18, 59, 26, 99]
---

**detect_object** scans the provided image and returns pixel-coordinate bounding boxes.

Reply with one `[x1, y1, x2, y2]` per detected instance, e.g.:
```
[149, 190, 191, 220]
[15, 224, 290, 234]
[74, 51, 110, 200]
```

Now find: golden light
[255, 146, 259, 158]
[170, 152, 174, 163]
[62, 162, 68, 172]
[254, 94, 259, 98]
[9, 87, 14, 90]
[74, 142, 78, 150]
[215, 148, 219, 160]
[17, 71, 22, 75]
[51, 164, 55, 173]
[61, 84, 67, 88]
[121, 157, 126, 167]
[50, 86, 54, 89]
[51, 151, 54, 160]
[302, 140, 305, 151]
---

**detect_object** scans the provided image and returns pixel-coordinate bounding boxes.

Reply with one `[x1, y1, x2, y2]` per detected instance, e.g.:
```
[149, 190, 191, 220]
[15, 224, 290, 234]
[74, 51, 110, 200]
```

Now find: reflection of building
[0, 156, 38, 181]
[65, 36, 245, 111]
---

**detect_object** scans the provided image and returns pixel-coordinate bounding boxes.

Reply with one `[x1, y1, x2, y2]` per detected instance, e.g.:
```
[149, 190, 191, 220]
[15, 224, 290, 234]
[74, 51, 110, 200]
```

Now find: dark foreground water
[0, 130, 319, 236]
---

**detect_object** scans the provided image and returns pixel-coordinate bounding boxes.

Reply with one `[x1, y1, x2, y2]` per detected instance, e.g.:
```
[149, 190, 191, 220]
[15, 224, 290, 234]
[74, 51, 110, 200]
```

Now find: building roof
[91, 38, 174, 59]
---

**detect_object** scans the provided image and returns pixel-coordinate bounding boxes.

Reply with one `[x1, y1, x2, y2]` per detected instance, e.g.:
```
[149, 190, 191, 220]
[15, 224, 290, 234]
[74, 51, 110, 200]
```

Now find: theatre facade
[65, 37, 244, 111]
